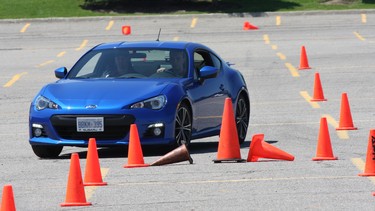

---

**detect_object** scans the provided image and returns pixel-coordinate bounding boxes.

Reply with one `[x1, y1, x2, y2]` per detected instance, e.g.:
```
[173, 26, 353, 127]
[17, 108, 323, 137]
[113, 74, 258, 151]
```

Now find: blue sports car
[29, 41, 250, 158]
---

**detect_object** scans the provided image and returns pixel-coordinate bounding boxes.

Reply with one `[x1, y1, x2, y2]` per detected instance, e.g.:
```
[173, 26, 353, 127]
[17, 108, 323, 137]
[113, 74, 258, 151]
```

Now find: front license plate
[77, 117, 104, 132]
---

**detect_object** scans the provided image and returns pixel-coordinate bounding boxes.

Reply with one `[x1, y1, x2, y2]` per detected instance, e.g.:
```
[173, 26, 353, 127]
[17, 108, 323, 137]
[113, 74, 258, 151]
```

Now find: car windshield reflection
[67, 48, 188, 79]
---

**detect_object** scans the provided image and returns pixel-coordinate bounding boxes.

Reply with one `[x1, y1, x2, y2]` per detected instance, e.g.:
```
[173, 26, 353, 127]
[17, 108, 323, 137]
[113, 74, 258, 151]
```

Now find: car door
[187, 49, 229, 134]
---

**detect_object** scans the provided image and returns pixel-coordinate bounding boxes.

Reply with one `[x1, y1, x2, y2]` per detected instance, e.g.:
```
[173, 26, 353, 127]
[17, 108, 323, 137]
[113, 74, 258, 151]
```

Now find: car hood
[41, 79, 176, 109]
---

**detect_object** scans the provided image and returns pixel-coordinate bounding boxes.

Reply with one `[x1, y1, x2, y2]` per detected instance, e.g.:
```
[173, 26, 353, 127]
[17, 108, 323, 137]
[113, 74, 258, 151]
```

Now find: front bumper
[29, 107, 176, 147]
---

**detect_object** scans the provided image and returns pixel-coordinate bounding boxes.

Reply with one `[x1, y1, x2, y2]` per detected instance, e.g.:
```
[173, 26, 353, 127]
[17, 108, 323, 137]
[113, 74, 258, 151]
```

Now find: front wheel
[31, 145, 63, 158]
[174, 103, 192, 146]
[236, 95, 250, 144]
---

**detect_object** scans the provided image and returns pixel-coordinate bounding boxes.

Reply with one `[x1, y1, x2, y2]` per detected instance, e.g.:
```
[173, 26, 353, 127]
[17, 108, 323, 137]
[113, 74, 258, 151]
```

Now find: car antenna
[156, 28, 161, 41]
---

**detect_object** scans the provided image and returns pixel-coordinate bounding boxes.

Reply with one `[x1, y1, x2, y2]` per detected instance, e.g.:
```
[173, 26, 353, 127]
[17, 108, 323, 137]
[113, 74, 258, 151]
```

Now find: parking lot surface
[1, 11, 375, 210]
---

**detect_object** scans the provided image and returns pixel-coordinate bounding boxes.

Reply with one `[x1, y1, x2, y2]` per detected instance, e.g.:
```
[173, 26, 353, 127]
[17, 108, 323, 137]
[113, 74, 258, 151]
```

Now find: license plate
[76, 117, 104, 132]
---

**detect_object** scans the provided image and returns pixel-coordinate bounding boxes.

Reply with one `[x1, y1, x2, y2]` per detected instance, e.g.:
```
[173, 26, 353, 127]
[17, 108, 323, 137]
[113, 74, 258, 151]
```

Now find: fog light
[146, 123, 164, 137]
[34, 128, 42, 137]
[32, 123, 44, 137]
[153, 127, 162, 136]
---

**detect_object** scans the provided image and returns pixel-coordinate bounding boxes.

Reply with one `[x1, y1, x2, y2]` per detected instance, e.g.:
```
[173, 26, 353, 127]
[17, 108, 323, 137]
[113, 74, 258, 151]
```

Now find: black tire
[236, 95, 250, 144]
[174, 103, 192, 146]
[31, 145, 63, 158]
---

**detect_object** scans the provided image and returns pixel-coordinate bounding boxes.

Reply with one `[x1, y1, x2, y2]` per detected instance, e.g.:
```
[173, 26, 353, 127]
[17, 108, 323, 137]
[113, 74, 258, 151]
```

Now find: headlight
[130, 95, 166, 110]
[35, 96, 59, 111]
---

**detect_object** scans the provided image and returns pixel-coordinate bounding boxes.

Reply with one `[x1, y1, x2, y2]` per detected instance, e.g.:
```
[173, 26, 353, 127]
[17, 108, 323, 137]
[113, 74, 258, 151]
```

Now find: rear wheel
[174, 103, 192, 146]
[236, 95, 250, 144]
[31, 145, 63, 158]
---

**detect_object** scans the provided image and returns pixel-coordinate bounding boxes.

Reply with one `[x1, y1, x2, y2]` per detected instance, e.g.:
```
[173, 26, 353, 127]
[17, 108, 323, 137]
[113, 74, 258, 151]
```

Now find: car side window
[194, 50, 219, 79]
[210, 53, 222, 70]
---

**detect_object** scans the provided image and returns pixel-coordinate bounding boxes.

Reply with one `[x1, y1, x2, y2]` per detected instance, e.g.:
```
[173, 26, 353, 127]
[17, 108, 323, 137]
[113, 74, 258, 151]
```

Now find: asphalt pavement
[0, 11, 375, 210]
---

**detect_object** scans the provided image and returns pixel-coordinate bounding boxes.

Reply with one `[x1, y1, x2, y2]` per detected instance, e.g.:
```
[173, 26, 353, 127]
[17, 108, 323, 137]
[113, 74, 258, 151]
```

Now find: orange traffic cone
[122, 25, 131, 35]
[247, 134, 294, 162]
[1, 185, 16, 211]
[358, 129, 375, 176]
[124, 124, 149, 168]
[312, 117, 338, 161]
[311, 72, 327, 102]
[61, 153, 91, 207]
[213, 98, 245, 163]
[243, 21, 258, 30]
[298, 46, 311, 70]
[150, 144, 193, 166]
[84, 138, 107, 186]
[336, 92, 357, 130]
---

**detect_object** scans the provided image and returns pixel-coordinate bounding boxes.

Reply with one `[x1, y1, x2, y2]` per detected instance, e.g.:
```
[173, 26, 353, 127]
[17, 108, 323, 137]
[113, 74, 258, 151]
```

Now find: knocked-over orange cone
[311, 72, 327, 102]
[61, 153, 91, 207]
[124, 124, 149, 168]
[312, 117, 338, 161]
[358, 129, 375, 176]
[150, 144, 193, 166]
[247, 134, 294, 162]
[84, 138, 107, 186]
[298, 46, 311, 70]
[243, 21, 258, 30]
[213, 98, 244, 163]
[336, 92, 357, 130]
[1, 185, 16, 211]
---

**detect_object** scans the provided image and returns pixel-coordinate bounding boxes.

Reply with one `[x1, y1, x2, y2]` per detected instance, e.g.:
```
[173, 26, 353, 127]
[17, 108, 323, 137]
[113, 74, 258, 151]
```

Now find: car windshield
[66, 48, 188, 79]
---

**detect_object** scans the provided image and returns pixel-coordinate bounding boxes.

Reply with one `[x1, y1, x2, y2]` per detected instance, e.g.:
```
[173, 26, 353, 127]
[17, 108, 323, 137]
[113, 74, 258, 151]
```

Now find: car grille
[50, 114, 135, 140]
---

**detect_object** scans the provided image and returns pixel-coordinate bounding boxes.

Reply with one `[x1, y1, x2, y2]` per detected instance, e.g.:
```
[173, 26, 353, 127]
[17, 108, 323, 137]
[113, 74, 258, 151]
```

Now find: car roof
[93, 41, 206, 51]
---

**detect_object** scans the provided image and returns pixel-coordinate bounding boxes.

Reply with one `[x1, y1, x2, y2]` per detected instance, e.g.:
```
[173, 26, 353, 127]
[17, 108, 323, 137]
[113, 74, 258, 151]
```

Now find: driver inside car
[156, 50, 187, 77]
[103, 51, 132, 78]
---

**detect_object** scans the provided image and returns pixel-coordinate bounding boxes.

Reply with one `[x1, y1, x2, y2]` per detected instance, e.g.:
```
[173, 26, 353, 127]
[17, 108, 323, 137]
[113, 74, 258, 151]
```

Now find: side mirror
[199, 66, 218, 79]
[54, 67, 67, 79]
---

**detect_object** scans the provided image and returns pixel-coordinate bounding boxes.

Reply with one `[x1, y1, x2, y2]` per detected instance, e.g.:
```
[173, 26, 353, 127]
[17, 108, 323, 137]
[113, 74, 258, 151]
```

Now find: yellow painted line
[322, 114, 349, 139]
[354, 32, 365, 41]
[75, 39, 88, 51]
[263, 34, 270, 44]
[85, 168, 109, 200]
[271, 45, 278, 50]
[352, 158, 365, 171]
[276, 52, 286, 60]
[57, 51, 66, 57]
[195, 116, 221, 120]
[36, 60, 55, 68]
[20, 23, 30, 33]
[351, 158, 375, 184]
[300, 91, 320, 108]
[276, 16, 281, 26]
[106, 20, 114, 30]
[3, 72, 28, 88]
[190, 17, 198, 28]
[117, 175, 357, 186]
[173, 36, 179, 41]
[366, 175, 375, 184]
[361, 14, 367, 23]
[285, 62, 299, 77]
